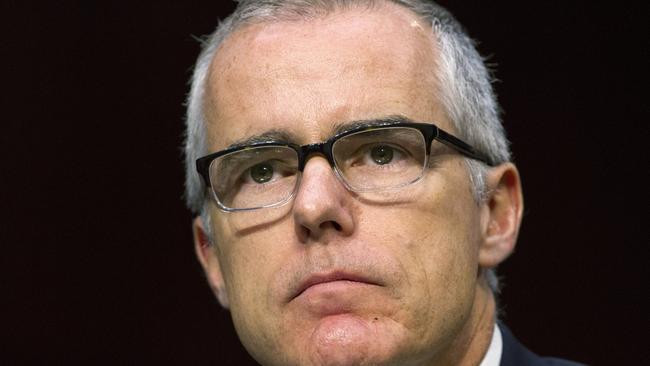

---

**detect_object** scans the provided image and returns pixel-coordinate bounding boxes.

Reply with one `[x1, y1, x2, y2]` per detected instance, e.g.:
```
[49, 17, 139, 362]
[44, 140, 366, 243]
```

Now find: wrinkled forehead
[203, 3, 447, 152]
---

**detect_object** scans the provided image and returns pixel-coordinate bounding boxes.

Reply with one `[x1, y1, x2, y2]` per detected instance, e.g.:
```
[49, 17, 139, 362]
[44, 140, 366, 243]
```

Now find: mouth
[291, 271, 382, 301]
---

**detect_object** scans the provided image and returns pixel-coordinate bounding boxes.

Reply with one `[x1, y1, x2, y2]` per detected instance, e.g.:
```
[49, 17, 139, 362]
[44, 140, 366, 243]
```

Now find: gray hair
[183, 0, 510, 292]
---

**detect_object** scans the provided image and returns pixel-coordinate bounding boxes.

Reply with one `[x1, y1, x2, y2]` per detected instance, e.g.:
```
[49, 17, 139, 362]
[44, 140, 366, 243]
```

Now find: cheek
[211, 212, 295, 339]
[410, 175, 481, 283]
[217, 231, 285, 305]
[357, 171, 481, 315]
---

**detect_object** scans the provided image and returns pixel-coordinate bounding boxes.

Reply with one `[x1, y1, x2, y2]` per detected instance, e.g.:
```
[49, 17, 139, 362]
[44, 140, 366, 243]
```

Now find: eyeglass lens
[332, 127, 427, 191]
[208, 127, 428, 210]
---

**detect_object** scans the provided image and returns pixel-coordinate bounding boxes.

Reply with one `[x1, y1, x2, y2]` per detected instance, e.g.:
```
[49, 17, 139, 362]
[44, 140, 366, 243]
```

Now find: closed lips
[292, 271, 382, 300]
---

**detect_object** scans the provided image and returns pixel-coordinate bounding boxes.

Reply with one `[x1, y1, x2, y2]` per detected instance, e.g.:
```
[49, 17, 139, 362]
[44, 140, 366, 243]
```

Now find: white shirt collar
[479, 323, 503, 366]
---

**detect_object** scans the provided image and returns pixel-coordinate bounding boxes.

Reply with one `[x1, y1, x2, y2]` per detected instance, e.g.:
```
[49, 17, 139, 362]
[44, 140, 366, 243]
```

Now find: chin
[288, 313, 415, 366]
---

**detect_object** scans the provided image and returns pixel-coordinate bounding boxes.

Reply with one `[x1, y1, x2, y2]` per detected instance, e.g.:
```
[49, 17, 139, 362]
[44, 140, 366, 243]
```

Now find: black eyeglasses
[196, 121, 493, 211]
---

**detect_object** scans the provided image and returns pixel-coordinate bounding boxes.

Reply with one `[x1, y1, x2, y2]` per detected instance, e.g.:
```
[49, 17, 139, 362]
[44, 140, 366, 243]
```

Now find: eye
[249, 162, 274, 183]
[239, 159, 297, 185]
[370, 145, 394, 165]
[351, 143, 406, 167]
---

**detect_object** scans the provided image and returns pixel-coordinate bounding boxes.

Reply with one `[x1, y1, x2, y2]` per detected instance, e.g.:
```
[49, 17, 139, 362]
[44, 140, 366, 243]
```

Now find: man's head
[184, 1, 523, 365]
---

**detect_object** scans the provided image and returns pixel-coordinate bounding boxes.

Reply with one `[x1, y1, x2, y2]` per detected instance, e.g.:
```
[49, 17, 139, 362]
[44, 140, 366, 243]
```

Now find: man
[183, 1, 585, 365]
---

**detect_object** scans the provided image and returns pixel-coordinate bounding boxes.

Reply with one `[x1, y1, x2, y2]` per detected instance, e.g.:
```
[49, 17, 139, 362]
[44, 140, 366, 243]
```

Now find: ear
[479, 162, 524, 268]
[193, 217, 230, 308]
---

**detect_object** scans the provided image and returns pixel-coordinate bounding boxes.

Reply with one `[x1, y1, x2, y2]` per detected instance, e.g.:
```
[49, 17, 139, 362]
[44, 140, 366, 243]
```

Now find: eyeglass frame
[196, 121, 495, 211]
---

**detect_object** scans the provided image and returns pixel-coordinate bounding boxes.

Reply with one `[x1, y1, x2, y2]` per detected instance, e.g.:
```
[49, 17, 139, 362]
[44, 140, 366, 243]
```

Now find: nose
[292, 156, 355, 242]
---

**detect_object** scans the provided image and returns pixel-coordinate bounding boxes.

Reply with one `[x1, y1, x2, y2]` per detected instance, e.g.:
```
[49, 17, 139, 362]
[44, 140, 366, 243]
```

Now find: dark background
[2, 1, 646, 365]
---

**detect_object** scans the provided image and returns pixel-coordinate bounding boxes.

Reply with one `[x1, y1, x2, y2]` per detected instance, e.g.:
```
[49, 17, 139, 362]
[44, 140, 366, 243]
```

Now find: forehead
[204, 3, 447, 150]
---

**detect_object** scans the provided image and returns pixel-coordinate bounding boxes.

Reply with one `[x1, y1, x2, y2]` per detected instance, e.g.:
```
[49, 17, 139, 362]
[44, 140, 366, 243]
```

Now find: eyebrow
[332, 115, 415, 136]
[226, 114, 417, 150]
[226, 129, 299, 150]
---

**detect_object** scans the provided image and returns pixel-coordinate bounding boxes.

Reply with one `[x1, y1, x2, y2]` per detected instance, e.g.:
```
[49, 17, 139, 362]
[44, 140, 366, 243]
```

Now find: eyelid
[342, 143, 408, 167]
[240, 159, 298, 185]
[361, 142, 409, 155]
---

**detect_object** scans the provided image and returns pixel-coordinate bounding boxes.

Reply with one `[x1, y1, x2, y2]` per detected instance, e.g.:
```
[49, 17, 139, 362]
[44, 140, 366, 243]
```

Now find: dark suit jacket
[500, 324, 586, 366]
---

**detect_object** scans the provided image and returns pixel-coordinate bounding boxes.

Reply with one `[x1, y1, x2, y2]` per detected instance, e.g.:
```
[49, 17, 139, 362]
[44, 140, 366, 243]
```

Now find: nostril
[319, 221, 342, 231]
[296, 225, 311, 242]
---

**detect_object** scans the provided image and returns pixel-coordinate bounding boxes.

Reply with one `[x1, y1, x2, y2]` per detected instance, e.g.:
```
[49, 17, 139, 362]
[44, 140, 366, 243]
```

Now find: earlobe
[478, 163, 524, 268]
[193, 217, 230, 308]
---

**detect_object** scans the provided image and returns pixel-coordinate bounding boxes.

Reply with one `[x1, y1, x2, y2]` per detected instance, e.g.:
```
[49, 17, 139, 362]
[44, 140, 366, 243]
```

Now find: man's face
[199, 4, 496, 366]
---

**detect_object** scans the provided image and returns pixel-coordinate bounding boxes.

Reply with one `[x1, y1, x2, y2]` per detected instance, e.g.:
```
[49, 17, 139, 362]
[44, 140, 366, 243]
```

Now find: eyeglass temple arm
[435, 129, 495, 166]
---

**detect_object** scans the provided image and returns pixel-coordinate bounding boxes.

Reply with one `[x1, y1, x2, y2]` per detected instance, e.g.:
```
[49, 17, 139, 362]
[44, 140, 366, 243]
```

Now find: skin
[193, 3, 523, 366]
